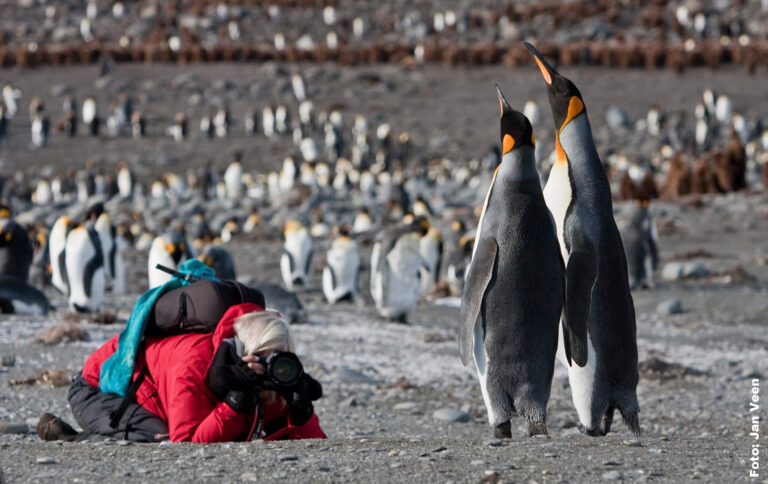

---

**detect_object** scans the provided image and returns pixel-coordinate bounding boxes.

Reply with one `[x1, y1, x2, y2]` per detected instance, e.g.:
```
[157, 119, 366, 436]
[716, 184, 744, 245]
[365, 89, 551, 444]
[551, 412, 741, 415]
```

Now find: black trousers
[68, 372, 169, 442]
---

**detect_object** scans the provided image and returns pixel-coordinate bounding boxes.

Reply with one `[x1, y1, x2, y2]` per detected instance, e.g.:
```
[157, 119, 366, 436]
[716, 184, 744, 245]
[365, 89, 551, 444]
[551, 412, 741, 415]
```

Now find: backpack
[146, 279, 265, 336]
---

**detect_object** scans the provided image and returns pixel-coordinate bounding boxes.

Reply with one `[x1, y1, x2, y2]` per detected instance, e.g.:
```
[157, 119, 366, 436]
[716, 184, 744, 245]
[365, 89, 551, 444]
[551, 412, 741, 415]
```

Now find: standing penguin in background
[147, 228, 192, 289]
[49, 215, 77, 294]
[322, 225, 360, 304]
[0, 215, 34, 281]
[280, 220, 313, 289]
[418, 223, 442, 298]
[459, 86, 564, 437]
[525, 42, 640, 436]
[198, 244, 236, 280]
[620, 199, 659, 290]
[369, 217, 429, 322]
[64, 224, 105, 313]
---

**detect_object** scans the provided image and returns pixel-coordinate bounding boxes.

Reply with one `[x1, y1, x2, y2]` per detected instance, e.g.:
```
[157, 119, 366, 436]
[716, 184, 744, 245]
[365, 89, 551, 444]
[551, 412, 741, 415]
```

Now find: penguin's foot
[493, 421, 511, 439]
[578, 423, 606, 437]
[600, 407, 615, 435]
[527, 421, 548, 437]
[389, 314, 408, 324]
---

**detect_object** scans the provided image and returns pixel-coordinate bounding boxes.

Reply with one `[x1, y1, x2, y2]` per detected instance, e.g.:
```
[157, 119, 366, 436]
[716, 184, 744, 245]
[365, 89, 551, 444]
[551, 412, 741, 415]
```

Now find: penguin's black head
[495, 84, 535, 155]
[523, 42, 586, 132]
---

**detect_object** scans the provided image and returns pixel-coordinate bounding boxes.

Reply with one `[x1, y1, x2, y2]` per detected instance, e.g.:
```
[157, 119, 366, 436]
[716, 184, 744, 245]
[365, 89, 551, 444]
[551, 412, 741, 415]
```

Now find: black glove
[208, 342, 262, 402]
[225, 390, 256, 414]
[283, 374, 323, 426]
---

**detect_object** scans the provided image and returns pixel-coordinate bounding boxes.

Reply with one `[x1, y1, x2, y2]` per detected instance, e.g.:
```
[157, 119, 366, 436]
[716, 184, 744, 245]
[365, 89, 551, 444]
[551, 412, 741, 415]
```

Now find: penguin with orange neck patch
[524, 42, 640, 437]
[459, 86, 564, 437]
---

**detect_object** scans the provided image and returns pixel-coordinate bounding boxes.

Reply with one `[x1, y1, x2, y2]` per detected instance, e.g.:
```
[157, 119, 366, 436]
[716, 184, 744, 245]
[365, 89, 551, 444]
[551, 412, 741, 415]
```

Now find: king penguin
[620, 199, 659, 290]
[525, 42, 640, 436]
[0, 215, 34, 281]
[369, 217, 429, 322]
[280, 220, 313, 289]
[64, 224, 105, 313]
[459, 86, 564, 437]
[322, 225, 360, 304]
[49, 215, 77, 294]
[147, 228, 192, 289]
[198, 244, 236, 280]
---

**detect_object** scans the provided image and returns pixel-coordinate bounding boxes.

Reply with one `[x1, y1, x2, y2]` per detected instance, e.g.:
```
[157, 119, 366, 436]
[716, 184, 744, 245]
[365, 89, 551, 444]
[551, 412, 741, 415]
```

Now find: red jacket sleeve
[159, 352, 251, 443]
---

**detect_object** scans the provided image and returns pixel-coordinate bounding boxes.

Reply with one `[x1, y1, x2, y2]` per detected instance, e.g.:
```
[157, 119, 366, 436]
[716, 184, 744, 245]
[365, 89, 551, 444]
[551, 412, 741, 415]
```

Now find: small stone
[432, 408, 471, 423]
[278, 454, 298, 462]
[36, 457, 56, 465]
[656, 298, 683, 315]
[1, 355, 15, 367]
[471, 460, 485, 466]
[431, 446, 447, 453]
[661, 262, 709, 281]
[342, 397, 359, 407]
[393, 402, 418, 412]
[544, 453, 558, 458]
[202, 472, 222, 478]
[116, 440, 132, 446]
[241, 472, 258, 481]
[390, 463, 402, 469]
[438, 452, 452, 460]
[603, 470, 624, 480]
[335, 367, 380, 385]
[659, 436, 670, 442]
[387, 450, 399, 457]
[623, 439, 643, 447]
[483, 439, 503, 447]
[603, 461, 622, 466]
[0, 422, 29, 434]
[318, 466, 331, 472]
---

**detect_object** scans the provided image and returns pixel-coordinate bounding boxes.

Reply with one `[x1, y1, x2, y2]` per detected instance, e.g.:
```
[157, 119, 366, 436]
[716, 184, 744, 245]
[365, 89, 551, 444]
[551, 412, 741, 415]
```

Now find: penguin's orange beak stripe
[534, 56, 552, 85]
[502, 134, 515, 155]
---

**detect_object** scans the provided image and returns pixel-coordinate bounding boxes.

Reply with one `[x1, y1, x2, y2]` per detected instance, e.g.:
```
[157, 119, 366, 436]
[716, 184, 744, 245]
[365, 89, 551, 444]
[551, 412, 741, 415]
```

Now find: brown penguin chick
[619, 172, 637, 200]
[714, 128, 747, 192]
[691, 151, 722, 194]
[661, 154, 692, 200]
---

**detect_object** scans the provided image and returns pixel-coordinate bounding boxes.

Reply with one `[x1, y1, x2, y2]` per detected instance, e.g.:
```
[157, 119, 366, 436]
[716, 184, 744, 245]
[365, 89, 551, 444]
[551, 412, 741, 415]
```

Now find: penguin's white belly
[323, 247, 359, 302]
[472, 315, 496, 424]
[543, 162, 572, 256]
[66, 230, 105, 312]
[556, 323, 598, 428]
[282, 236, 312, 287]
[379, 242, 421, 313]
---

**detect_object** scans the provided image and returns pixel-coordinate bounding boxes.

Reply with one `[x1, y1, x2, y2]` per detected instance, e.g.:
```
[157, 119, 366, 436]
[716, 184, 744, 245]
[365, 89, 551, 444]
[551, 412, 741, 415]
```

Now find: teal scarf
[99, 259, 217, 396]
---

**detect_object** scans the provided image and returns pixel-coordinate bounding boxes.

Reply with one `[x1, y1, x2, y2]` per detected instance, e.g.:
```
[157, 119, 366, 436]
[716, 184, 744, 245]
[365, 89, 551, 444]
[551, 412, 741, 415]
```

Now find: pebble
[603, 470, 624, 480]
[431, 446, 447, 453]
[278, 454, 298, 462]
[393, 402, 419, 412]
[241, 472, 258, 481]
[36, 457, 56, 465]
[116, 440, 132, 446]
[432, 408, 471, 423]
[335, 367, 380, 385]
[318, 466, 331, 472]
[1, 355, 15, 367]
[544, 453, 558, 458]
[483, 439, 503, 447]
[656, 298, 683, 315]
[387, 450, 400, 457]
[603, 460, 622, 466]
[0, 422, 29, 434]
[471, 460, 485, 466]
[623, 439, 643, 447]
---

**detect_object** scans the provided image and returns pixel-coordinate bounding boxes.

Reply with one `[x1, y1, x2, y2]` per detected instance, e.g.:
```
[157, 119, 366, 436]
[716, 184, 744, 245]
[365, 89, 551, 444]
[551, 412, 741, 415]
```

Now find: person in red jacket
[37, 304, 326, 442]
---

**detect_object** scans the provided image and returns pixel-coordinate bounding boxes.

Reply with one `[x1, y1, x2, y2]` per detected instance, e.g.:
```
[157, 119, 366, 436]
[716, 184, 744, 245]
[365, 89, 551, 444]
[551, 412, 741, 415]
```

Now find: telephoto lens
[263, 351, 304, 387]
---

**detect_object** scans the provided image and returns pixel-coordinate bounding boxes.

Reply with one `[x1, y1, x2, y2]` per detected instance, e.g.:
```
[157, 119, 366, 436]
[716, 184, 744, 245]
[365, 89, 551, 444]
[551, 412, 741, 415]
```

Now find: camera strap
[251, 404, 264, 441]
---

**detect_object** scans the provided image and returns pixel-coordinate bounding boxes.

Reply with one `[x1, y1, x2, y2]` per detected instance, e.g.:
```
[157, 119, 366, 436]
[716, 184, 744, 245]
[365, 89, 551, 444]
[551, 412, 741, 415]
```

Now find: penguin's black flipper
[564, 249, 597, 367]
[458, 237, 497, 366]
[283, 250, 296, 274]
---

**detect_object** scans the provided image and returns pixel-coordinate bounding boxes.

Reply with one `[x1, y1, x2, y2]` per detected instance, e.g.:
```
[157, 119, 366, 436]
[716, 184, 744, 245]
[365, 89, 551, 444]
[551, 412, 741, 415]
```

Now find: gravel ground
[1, 191, 767, 482]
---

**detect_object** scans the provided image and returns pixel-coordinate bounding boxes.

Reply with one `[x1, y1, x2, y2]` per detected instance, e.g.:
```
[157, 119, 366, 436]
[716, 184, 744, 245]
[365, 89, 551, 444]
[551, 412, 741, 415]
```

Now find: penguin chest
[543, 162, 573, 257]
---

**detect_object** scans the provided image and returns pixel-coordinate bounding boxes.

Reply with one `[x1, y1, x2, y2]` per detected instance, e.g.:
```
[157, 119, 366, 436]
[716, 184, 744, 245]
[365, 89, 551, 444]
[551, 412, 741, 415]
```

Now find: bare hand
[241, 355, 265, 375]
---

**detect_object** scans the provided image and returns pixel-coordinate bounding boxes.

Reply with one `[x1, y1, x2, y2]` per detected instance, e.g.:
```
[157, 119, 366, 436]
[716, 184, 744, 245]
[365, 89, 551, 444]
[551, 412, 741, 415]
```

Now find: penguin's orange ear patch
[534, 57, 552, 85]
[502, 134, 515, 154]
[563, 96, 584, 128]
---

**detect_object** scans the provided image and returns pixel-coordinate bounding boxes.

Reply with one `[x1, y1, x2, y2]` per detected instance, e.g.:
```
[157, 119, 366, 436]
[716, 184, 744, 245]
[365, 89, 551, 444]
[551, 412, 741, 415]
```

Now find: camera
[259, 351, 304, 389]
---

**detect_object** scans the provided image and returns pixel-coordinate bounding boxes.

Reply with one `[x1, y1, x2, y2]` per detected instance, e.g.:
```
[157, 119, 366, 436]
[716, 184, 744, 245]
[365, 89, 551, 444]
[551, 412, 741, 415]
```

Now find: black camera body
[259, 351, 304, 390]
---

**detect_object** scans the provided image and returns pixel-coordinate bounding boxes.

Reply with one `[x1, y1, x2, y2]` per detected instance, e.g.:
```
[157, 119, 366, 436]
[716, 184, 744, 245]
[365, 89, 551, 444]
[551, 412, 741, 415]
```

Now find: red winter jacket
[82, 303, 326, 443]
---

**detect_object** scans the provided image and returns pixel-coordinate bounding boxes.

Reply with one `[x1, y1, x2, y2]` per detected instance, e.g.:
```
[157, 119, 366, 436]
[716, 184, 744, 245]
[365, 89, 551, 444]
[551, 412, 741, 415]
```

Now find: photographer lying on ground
[38, 305, 325, 442]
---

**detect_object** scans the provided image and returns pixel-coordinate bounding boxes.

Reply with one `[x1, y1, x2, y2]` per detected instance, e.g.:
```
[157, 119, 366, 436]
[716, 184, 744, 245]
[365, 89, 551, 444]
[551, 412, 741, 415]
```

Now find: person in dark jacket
[38, 304, 325, 442]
